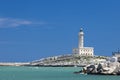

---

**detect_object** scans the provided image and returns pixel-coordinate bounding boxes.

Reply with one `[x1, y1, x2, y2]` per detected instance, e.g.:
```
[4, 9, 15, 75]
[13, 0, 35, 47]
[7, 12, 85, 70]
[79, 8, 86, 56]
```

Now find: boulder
[81, 62, 120, 75]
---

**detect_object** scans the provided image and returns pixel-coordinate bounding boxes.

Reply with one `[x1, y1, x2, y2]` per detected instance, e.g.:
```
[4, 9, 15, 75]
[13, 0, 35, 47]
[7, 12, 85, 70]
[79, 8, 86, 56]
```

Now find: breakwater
[0, 62, 29, 66]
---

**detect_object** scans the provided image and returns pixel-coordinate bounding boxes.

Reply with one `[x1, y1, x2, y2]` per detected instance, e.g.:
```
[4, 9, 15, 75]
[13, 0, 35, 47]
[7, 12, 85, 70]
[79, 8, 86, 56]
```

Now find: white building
[73, 28, 94, 56]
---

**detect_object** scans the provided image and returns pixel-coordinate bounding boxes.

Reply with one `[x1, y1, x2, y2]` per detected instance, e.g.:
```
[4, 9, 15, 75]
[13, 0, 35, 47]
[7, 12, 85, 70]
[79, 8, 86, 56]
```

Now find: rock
[80, 62, 120, 75]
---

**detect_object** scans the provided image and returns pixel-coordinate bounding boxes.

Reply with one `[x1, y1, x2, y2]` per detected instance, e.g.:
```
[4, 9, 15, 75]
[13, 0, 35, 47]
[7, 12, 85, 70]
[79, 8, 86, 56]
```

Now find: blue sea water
[0, 66, 120, 80]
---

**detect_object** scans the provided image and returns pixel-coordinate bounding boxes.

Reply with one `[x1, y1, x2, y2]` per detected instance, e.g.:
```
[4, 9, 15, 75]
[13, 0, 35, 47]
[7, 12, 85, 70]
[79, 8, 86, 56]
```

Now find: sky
[0, 0, 120, 62]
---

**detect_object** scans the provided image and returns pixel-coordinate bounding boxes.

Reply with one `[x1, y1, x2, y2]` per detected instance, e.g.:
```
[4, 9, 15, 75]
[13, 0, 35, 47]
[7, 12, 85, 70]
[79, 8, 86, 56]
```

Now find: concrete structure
[73, 28, 94, 56]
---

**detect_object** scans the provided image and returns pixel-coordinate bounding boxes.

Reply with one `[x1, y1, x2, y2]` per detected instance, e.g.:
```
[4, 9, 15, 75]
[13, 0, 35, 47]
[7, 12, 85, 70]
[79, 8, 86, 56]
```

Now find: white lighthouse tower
[79, 28, 84, 48]
[73, 28, 94, 56]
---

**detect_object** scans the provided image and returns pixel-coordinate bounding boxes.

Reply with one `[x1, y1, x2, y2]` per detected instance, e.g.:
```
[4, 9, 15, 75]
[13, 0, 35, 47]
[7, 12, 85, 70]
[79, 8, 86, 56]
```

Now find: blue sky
[0, 0, 120, 62]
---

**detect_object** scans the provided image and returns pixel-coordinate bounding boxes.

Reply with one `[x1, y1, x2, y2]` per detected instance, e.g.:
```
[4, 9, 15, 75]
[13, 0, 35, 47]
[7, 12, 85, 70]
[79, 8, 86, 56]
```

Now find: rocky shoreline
[28, 64, 86, 67]
[0, 62, 86, 67]
[74, 57, 120, 75]
[0, 55, 106, 67]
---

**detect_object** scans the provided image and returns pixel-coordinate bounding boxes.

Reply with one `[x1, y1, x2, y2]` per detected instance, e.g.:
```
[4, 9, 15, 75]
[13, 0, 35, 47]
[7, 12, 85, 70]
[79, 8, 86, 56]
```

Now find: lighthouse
[79, 28, 84, 48]
[73, 28, 94, 56]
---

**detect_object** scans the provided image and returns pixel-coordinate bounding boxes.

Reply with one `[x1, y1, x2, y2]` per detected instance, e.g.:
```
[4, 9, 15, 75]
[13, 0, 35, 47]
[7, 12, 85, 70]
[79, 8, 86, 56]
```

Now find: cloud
[0, 18, 45, 28]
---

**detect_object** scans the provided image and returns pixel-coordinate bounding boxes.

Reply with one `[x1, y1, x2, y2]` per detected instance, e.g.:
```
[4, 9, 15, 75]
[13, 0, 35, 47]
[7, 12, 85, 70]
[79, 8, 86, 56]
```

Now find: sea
[0, 66, 120, 80]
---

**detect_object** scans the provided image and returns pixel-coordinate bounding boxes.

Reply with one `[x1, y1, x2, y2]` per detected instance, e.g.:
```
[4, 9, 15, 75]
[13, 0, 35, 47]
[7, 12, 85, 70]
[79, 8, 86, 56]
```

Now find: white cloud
[0, 18, 45, 28]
